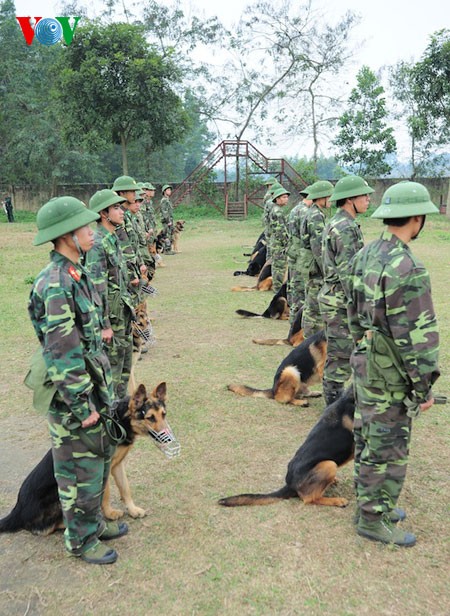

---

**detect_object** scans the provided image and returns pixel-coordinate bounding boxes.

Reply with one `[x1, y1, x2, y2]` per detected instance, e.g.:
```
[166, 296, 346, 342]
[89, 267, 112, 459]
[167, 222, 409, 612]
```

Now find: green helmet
[111, 175, 138, 192]
[89, 189, 125, 214]
[141, 181, 156, 190]
[299, 185, 310, 197]
[269, 181, 283, 194]
[135, 190, 144, 201]
[330, 175, 374, 203]
[372, 181, 439, 219]
[307, 180, 334, 201]
[33, 196, 99, 246]
[272, 186, 290, 202]
[263, 177, 277, 186]
[162, 184, 172, 193]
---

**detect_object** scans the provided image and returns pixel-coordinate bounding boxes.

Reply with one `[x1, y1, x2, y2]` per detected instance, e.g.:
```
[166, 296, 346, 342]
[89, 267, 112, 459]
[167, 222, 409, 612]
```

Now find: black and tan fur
[253, 307, 305, 346]
[231, 260, 273, 292]
[0, 383, 170, 535]
[233, 244, 267, 277]
[228, 330, 326, 406]
[242, 231, 266, 258]
[172, 219, 185, 253]
[236, 282, 289, 320]
[219, 388, 355, 508]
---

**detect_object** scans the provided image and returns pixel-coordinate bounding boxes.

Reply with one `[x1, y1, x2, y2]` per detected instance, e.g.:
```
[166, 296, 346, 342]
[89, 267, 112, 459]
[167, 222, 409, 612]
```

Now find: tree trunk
[121, 132, 128, 175]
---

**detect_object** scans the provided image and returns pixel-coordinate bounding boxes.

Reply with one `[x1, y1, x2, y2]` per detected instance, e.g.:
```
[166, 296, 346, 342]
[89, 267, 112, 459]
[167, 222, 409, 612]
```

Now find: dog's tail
[231, 285, 257, 292]
[218, 485, 296, 507]
[233, 270, 251, 276]
[252, 337, 291, 346]
[236, 309, 263, 318]
[227, 384, 273, 399]
[0, 507, 23, 533]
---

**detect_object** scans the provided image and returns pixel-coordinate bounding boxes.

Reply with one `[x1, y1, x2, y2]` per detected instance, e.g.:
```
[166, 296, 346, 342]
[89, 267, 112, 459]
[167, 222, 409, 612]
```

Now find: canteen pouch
[24, 348, 57, 414]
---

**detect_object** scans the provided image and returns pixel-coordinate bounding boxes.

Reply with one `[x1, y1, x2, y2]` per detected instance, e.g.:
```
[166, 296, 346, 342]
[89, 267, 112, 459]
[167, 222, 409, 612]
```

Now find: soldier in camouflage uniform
[85, 189, 134, 400]
[134, 190, 156, 279]
[140, 181, 157, 245]
[28, 197, 128, 565]
[111, 176, 146, 307]
[262, 180, 282, 260]
[347, 181, 440, 547]
[160, 184, 175, 254]
[299, 180, 334, 337]
[286, 186, 312, 324]
[318, 176, 374, 405]
[267, 185, 291, 293]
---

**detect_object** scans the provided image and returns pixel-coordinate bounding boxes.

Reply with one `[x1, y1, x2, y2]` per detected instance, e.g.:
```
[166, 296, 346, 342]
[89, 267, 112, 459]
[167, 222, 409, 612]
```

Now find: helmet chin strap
[350, 199, 358, 215]
[71, 232, 83, 256]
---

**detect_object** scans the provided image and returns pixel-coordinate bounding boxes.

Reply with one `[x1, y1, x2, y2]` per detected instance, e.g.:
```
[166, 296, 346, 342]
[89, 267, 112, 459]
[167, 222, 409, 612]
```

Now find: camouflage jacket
[300, 203, 327, 279]
[347, 230, 440, 402]
[84, 225, 133, 329]
[287, 201, 309, 263]
[319, 209, 364, 309]
[268, 204, 289, 256]
[160, 196, 174, 226]
[116, 218, 141, 284]
[141, 198, 157, 233]
[262, 198, 273, 229]
[28, 251, 112, 422]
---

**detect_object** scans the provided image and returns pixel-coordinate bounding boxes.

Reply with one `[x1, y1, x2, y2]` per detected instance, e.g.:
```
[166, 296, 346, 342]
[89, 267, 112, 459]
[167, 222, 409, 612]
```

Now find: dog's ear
[152, 382, 167, 402]
[132, 384, 147, 408]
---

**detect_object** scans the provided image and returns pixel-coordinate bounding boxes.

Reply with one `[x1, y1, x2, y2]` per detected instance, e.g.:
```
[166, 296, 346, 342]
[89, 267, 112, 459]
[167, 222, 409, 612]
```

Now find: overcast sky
[13, 0, 450, 158]
[14, 0, 449, 71]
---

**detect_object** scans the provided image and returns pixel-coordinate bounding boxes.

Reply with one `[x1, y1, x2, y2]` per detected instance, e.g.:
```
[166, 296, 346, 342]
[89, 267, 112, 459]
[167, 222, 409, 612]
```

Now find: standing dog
[219, 388, 355, 508]
[228, 330, 326, 406]
[172, 220, 185, 253]
[0, 383, 178, 535]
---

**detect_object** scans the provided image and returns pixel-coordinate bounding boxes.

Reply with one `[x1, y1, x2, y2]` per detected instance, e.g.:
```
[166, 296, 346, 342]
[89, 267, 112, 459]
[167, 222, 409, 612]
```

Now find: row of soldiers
[261, 176, 441, 547]
[84, 175, 176, 400]
[262, 174, 373, 405]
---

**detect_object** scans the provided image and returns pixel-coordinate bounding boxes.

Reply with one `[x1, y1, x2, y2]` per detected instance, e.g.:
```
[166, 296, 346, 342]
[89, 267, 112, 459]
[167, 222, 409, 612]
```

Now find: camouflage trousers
[302, 276, 324, 338]
[271, 251, 287, 293]
[287, 260, 305, 325]
[106, 308, 133, 400]
[352, 377, 412, 522]
[320, 305, 353, 403]
[48, 402, 112, 554]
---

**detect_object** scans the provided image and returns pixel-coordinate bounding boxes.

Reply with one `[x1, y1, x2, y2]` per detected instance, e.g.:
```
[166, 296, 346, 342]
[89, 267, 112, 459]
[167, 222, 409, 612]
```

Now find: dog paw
[335, 498, 349, 508]
[103, 508, 125, 520]
[127, 506, 146, 518]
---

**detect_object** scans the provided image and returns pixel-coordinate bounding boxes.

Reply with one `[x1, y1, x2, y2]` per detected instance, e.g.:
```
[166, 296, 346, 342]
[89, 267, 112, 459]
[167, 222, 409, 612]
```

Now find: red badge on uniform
[68, 265, 81, 282]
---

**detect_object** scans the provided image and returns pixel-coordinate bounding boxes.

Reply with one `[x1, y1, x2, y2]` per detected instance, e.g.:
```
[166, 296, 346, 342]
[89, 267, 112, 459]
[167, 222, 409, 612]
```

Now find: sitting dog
[242, 231, 266, 258]
[252, 307, 304, 346]
[172, 219, 185, 253]
[233, 244, 267, 277]
[228, 330, 326, 406]
[235, 282, 289, 320]
[219, 387, 355, 508]
[0, 383, 179, 535]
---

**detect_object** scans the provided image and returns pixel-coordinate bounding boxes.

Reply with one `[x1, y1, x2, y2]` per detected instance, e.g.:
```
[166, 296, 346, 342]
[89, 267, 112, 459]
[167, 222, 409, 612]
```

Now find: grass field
[0, 214, 449, 616]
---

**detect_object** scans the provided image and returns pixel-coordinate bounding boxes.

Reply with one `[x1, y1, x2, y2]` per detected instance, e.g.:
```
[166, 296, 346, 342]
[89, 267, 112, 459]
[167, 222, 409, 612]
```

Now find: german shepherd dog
[243, 231, 266, 258]
[172, 219, 185, 253]
[219, 387, 355, 508]
[0, 383, 175, 535]
[228, 330, 326, 406]
[253, 307, 304, 346]
[231, 260, 272, 292]
[236, 282, 289, 320]
[233, 244, 267, 277]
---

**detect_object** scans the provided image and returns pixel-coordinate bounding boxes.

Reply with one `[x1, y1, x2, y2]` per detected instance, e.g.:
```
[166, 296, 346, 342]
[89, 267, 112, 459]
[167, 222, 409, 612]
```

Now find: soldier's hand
[140, 264, 148, 274]
[81, 409, 100, 428]
[420, 398, 434, 412]
[102, 327, 114, 343]
[130, 277, 140, 286]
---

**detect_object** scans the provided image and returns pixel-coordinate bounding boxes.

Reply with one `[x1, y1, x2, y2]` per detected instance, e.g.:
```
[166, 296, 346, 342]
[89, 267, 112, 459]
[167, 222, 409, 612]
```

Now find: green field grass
[0, 214, 449, 615]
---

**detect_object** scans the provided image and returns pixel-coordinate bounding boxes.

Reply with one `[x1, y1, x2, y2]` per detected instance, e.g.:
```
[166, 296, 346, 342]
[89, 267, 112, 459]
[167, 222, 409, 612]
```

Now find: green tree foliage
[333, 66, 397, 177]
[410, 29, 450, 147]
[55, 20, 189, 174]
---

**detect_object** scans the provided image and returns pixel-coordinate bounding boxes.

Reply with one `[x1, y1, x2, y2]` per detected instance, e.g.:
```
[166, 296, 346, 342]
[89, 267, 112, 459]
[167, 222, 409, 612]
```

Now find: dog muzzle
[141, 283, 158, 296]
[133, 322, 155, 345]
[148, 423, 181, 459]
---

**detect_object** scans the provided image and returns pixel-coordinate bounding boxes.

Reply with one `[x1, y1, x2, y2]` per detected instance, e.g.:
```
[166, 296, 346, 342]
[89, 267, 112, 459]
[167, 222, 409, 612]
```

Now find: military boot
[354, 506, 406, 525]
[357, 515, 416, 547]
